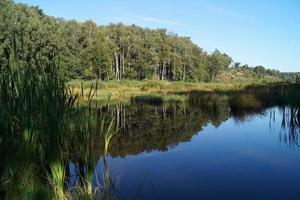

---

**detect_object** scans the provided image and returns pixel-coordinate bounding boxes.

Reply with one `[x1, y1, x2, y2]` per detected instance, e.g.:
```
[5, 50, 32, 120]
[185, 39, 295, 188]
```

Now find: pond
[67, 86, 300, 199]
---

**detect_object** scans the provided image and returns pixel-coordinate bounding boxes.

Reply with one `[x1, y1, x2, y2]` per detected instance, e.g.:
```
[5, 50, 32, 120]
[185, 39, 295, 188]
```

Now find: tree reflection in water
[65, 85, 300, 198]
[279, 106, 300, 148]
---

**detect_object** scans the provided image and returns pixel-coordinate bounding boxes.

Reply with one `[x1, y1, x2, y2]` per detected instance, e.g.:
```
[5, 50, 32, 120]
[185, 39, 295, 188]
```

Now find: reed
[0, 49, 77, 198]
[0, 24, 119, 199]
[68, 79, 283, 104]
[48, 161, 67, 200]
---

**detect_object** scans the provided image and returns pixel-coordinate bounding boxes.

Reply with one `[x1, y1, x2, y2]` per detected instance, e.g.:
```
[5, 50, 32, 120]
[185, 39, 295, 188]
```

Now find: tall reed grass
[0, 51, 115, 198]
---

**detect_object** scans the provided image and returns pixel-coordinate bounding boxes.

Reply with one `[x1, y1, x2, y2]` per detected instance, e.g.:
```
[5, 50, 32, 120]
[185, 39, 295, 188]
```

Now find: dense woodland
[0, 0, 299, 82]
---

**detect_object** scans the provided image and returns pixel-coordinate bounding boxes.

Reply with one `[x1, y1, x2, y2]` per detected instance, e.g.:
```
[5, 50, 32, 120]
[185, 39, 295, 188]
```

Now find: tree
[0, 1, 285, 83]
[0, 0, 12, 8]
[296, 76, 300, 84]
[57, 20, 82, 79]
[254, 65, 266, 78]
[93, 27, 113, 80]
[0, 3, 61, 71]
[156, 29, 171, 80]
[234, 62, 241, 68]
[207, 49, 232, 82]
[80, 20, 98, 79]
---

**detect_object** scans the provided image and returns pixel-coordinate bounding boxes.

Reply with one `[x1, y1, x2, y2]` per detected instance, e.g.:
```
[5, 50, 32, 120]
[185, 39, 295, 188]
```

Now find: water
[69, 91, 300, 200]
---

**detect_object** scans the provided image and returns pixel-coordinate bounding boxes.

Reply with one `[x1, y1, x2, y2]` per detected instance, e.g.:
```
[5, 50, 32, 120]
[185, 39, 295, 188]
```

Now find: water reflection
[65, 85, 300, 198]
[108, 93, 300, 157]
[279, 107, 300, 148]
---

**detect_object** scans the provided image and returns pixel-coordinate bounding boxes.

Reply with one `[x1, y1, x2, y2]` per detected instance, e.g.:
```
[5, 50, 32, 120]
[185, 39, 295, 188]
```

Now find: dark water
[68, 89, 300, 200]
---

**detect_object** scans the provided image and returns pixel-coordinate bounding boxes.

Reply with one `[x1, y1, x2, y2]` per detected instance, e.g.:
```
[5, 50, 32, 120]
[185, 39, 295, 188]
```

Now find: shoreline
[68, 79, 281, 104]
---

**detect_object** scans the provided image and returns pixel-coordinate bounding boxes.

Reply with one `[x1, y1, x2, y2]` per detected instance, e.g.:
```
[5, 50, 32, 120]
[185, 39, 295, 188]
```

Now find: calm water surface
[69, 92, 300, 199]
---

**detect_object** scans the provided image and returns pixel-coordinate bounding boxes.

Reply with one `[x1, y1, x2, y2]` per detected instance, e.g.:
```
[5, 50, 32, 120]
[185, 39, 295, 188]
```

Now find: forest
[1, 0, 297, 83]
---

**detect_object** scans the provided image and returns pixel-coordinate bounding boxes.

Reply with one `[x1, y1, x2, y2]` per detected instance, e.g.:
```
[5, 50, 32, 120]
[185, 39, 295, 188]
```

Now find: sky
[15, 0, 300, 72]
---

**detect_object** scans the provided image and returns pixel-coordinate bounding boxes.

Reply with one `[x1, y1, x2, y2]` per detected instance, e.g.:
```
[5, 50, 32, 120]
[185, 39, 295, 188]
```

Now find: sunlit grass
[68, 79, 279, 104]
[48, 161, 67, 200]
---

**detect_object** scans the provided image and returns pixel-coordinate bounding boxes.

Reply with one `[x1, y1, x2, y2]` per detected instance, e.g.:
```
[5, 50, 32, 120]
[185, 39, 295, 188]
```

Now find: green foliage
[1, 1, 290, 84]
[48, 161, 66, 200]
[207, 49, 232, 82]
[254, 65, 266, 78]
[281, 72, 300, 83]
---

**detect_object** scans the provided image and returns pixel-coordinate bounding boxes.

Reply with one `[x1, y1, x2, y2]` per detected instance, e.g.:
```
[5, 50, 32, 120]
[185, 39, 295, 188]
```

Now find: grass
[68, 79, 281, 104]
[48, 161, 66, 200]
[0, 57, 116, 199]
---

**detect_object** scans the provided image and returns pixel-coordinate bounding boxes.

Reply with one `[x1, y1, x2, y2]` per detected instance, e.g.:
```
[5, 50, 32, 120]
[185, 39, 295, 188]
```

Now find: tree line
[0, 0, 298, 82]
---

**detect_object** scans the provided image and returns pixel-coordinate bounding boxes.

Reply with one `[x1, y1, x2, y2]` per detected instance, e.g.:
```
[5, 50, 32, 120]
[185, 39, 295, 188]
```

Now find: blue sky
[15, 0, 300, 72]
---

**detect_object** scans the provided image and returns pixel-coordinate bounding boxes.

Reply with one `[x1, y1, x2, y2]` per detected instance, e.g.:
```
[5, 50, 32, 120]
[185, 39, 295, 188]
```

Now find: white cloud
[214, 7, 255, 22]
[199, 1, 255, 23]
[139, 17, 186, 26]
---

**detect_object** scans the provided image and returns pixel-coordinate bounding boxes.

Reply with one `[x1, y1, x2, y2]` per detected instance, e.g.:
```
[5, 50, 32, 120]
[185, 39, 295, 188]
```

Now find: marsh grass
[0, 55, 116, 199]
[48, 161, 67, 200]
[61, 81, 117, 199]
[68, 79, 279, 104]
[0, 58, 75, 198]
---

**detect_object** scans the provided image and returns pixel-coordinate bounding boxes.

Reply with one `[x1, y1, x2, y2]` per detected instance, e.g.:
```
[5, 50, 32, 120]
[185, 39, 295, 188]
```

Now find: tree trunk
[182, 63, 186, 81]
[173, 66, 176, 81]
[114, 52, 119, 80]
[122, 51, 125, 78]
[161, 62, 165, 80]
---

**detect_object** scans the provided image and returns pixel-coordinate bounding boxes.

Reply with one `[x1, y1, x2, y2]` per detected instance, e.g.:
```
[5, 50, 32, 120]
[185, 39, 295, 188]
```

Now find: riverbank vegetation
[0, 46, 115, 199]
[1, 0, 300, 199]
[0, 1, 115, 198]
[68, 79, 280, 104]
